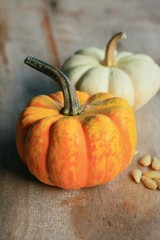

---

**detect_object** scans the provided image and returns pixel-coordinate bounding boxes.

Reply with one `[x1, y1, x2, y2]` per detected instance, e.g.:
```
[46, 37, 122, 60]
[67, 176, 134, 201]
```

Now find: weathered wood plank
[0, 0, 160, 240]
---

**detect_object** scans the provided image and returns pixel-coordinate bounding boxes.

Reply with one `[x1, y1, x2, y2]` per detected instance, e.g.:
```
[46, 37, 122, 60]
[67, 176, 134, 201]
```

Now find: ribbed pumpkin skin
[16, 91, 136, 190]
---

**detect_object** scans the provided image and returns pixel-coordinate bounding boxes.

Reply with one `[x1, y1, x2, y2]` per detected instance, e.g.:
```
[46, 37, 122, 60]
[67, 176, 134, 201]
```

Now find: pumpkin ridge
[106, 109, 135, 172]
[16, 109, 57, 160]
[83, 96, 126, 114]
[26, 105, 61, 113]
[117, 54, 154, 65]
[74, 117, 89, 188]
[80, 114, 118, 185]
[68, 63, 99, 69]
[46, 115, 76, 186]
[82, 105, 123, 116]
[28, 94, 62, 110]
[80, 118, 93, 187]
[62, 54, 100, 70]
[24, 115, 63, 185]
[99, 111, 130, 179]
[108, 67, 134, 107]
[75, 47, 104, 61]
[80, 114, 100, 186]
[46, 116, 88, 189]
[90, 114, 110, 184]
[77, 66, 110, 94]
[23, 113, 62, 130]
[45, 118, 63, 186]
[49, 92, 64, 106]
[63, 65, 98, 87]
[75, 66, 100, 90]
[100, 114, 123, 182]
[22, 106, 60, 123]
[106, 114, 125, 174]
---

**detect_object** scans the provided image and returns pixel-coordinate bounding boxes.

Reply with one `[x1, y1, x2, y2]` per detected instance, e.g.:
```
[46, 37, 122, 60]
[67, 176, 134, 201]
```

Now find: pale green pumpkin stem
[102, 32, 126, 67]
[24, 55, 83, 116]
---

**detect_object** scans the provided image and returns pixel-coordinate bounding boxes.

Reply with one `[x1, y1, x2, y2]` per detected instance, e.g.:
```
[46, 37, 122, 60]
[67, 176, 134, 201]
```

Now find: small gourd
[62, 32, 160, 110]
[16, 56, 137, 190]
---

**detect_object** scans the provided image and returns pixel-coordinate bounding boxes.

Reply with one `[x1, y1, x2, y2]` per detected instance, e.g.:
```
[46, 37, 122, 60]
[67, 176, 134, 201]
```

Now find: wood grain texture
[0, 0, 160, 239]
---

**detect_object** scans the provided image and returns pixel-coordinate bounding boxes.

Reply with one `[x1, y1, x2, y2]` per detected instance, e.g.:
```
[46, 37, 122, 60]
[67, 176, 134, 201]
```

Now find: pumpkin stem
[24, 55, 83, 116]
[102, 32, 126, 67]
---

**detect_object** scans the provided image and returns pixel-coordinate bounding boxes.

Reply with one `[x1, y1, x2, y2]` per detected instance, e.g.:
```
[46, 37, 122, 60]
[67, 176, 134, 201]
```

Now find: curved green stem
[102, 32, 126, 67]
[24, 55, 83, 116]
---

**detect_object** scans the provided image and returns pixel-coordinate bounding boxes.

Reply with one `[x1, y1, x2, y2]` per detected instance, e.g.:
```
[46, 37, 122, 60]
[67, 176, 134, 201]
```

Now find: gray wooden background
[0, 0, 160, 239]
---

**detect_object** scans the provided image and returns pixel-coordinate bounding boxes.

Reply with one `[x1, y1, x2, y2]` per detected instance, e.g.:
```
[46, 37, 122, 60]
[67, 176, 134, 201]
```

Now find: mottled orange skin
[16, 91, 137, 190]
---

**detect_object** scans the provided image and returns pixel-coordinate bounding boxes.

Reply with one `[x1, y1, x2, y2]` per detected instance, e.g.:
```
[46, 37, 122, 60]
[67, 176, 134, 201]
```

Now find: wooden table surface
[0, 1, 160, 239]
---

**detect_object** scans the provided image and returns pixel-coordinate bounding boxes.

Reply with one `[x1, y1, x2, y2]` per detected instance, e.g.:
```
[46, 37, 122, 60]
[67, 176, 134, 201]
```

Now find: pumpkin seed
[139, 154, 152, 167]
[151, 157, 160, 171]
[143, 171, 160, 179]
[131, 168, 142, 183]
[154, 178, 160, 183]
[153, 178, 160, 191]
[141, 176, 158, 190]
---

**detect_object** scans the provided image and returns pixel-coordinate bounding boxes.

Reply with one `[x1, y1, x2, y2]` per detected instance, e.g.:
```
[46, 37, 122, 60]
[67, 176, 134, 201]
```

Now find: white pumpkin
[62, 32, 160, 110]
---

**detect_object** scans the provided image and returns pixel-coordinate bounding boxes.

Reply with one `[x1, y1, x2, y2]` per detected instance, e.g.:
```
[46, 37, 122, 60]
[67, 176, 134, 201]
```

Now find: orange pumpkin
[16, 56, 137, 190]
